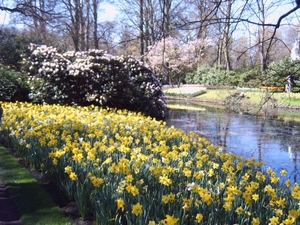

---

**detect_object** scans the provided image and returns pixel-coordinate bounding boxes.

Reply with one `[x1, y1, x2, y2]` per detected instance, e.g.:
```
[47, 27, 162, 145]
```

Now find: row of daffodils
[1, 101, 300, 225]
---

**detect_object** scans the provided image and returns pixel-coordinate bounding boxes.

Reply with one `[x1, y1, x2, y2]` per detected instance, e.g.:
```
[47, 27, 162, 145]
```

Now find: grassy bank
[196, 89, 300, 108]
[164, 86, 300, 108]
[164, 86, 300, 120]
[0, 146, 72, 225]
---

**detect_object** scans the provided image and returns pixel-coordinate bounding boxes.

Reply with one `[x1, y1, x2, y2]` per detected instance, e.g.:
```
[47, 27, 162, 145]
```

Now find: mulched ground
[0, 182, 22, 225]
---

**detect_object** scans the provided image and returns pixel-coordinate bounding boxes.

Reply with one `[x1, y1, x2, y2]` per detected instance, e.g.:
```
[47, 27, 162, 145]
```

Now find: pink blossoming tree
[145, 37, 212, 87]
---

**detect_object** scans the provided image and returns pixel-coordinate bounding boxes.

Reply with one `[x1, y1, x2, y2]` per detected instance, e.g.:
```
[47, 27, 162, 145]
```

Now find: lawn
[164, 86, 300, 108]
[0, 146, 72, 225]
[164, 86, 300, 121]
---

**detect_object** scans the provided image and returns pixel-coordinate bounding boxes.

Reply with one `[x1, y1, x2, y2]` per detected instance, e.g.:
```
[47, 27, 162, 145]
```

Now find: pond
[166, 103, 300, 183]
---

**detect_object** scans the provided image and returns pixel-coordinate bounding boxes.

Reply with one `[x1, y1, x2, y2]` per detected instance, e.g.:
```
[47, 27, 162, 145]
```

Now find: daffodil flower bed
[1, 102, 300, 225]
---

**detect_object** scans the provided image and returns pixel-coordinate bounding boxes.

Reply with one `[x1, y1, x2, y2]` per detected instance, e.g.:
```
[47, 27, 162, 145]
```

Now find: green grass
[167, 104, 206, 111]
[163, 87, 207, 98]
[163, 86, 205, 94]
[0, 146, 72, 225]
[164, 87, 300, 119]
[164, 87, 300, 107]
[195, 89, 229, 101]
[195, 89, 300, 107]
[277, 92, 300, 107]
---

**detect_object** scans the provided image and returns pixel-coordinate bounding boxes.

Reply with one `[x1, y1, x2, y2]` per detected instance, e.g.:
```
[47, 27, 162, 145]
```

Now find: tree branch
[275, 5, 300, 28]
[0, 3, 56, 22]
[266, 5, 300, 63]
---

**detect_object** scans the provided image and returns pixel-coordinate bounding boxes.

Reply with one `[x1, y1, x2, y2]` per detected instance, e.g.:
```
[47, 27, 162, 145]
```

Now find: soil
[0, 148, 94, 225]
[0, 182, 22, 225]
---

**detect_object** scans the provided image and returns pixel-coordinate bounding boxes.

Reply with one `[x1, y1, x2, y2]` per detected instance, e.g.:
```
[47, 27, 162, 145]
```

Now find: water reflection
[166, 107, 300, 183]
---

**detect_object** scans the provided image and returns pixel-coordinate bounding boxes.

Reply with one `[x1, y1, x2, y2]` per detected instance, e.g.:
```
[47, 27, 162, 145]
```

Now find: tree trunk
[74, 0, 81, 51]
[139, 0, 144, 59]
[92, 0, 99, 49]
[79, 0, 85, 51]
[258, 0, 267, 73]
[222, 0, 232, 71]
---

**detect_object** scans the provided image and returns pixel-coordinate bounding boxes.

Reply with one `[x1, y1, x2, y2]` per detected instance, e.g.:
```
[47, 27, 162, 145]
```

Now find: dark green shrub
[0, 66, 30, 101]
[185, 66, 240, 86]
[236, 67, 262, 88]
[0, 28, 35, 70]
[185, 65, 268, 88]
[266, 57, 300, 91]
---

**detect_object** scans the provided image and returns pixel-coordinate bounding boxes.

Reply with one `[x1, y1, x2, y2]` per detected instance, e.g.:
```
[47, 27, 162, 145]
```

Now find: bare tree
[92, 0, 100, 49]
[232, 37, 250, 69]
[115, 0, 146, 57]
[58, 0, 104, 51]
[117, 25, 140, 57]
[139, 0, 144, 57]
[169, 0, 300, 71]
[97, 21, 117, 53]
[115, 0, 182, 58]
[2, 0, 59, 42]
[160, 0, 172, 37]
[218, 0, 233, 71]
[0, 0, 54, 19]
[4, 0, 300, 69]
[257, 0, 268, 73]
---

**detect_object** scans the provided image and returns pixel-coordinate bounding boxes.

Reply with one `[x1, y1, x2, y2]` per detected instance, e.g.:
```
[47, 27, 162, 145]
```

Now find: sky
[99, 3, 118, 22]
[0, 10, 9, 26]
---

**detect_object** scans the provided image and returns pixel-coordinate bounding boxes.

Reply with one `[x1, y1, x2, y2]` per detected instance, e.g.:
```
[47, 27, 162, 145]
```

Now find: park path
[0, 182, 22, 225]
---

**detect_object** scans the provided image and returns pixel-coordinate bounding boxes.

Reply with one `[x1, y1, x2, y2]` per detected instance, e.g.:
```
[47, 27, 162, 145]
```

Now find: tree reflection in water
[166, 107, 300, 183]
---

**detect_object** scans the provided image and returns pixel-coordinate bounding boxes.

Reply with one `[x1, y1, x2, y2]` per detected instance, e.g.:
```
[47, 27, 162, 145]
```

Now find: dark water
[166, 106, 300, 183]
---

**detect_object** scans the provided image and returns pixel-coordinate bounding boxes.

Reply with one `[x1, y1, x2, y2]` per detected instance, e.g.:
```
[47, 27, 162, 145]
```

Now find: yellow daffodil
[162, 193, 176, 204]
[159, 175, 172, 186]
[285, 179, 291, 187]
[252, 194, 259, 202]
[195, 213, 203, 223]
[163, 214, 179, 225]
[251, 217, 260, 225]
[64, 166, 72, 174]
[90, 176, 104, 188]
[280, 169, 287, 176]
[269, 216, 279, 225]
[116, 198, 125, 212]
[125, 184, 139, 196]
[132, 202, 143, 216]
[235, 206, 243, 215]
[69, 172, 77, 181]
[292, 183, 300, 200]
[281, 216, 295, 225]
[275, 209, 283, 217]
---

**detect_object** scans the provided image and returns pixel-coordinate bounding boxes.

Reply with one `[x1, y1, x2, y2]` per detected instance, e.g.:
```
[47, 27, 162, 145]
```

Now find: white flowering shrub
[24, 44, 166, 119]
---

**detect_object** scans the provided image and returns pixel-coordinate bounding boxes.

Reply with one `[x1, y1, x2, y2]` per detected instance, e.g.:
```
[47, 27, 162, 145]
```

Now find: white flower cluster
[30, 43, 58, 60]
